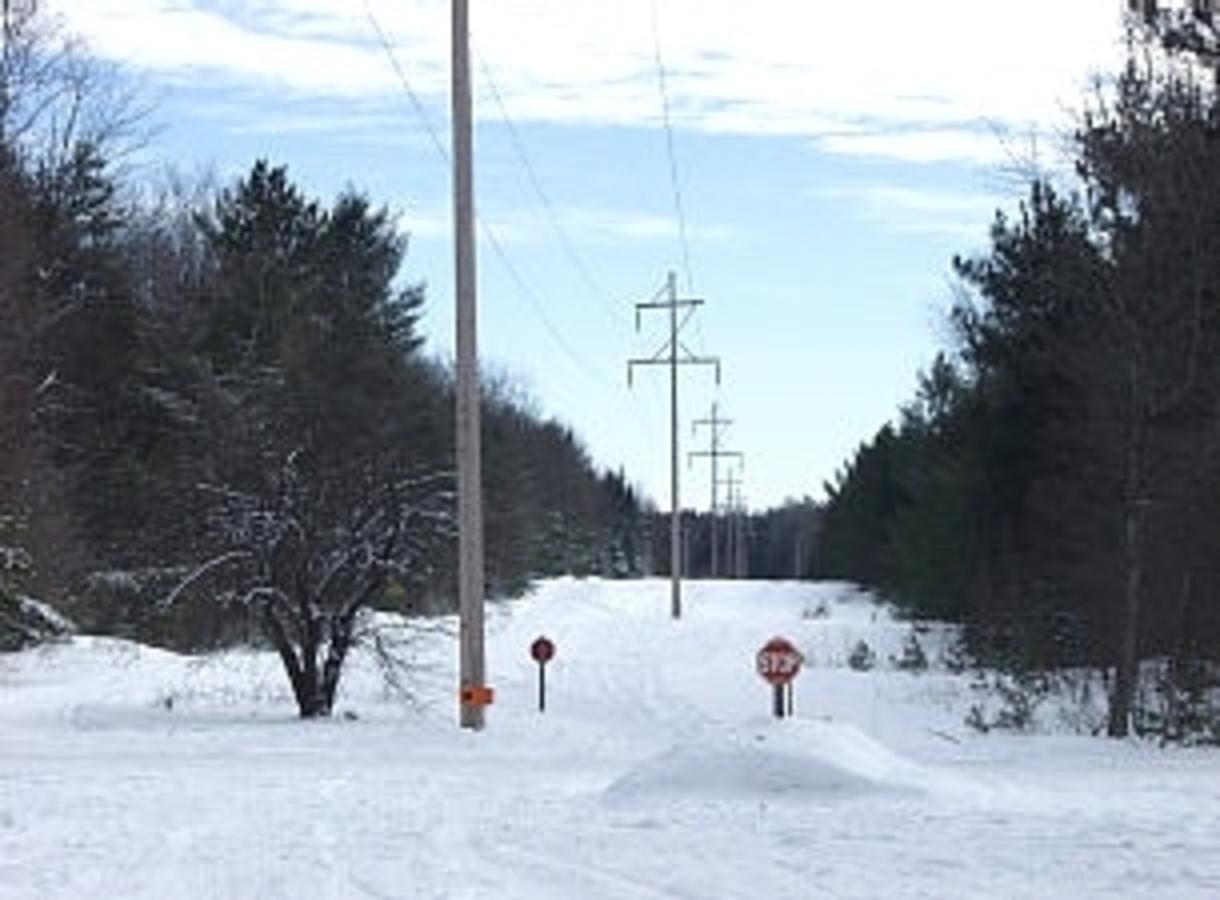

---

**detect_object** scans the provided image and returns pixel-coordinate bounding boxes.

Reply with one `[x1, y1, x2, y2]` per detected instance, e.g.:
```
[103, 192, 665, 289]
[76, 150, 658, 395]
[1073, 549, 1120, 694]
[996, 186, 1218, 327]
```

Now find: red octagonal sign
[756, 636, 804, 686]
[530, 636, 555, 665]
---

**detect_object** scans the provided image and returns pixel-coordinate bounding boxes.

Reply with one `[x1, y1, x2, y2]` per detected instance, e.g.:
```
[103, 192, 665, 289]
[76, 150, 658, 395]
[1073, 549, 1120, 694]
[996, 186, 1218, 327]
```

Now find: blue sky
[60, 0, 1127, 510]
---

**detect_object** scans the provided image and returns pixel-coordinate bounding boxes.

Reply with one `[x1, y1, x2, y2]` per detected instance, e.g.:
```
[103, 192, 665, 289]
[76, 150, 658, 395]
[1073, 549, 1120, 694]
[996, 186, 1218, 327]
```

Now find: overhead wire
[475, 48, 632, 333]
[468, 44, 674, 454]
[647, 1, 732, 501]
[362, 0, 614, 390]
[649, 0, 695, 296]
[479, 223, 612, 387]
[648, 0, 718, 413]
[365, 1, 672, 470]
[363, 2, 450, 165]
[473, 43, 667, 449]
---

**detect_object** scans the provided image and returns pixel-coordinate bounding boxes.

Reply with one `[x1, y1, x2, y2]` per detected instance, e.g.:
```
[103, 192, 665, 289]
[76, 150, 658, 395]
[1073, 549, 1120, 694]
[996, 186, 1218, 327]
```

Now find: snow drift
[604, 719, 927, 803]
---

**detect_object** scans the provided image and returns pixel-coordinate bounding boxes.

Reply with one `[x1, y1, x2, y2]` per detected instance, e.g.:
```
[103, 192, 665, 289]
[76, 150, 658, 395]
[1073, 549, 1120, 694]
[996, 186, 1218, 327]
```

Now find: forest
[6, 5, 1219, 895]
[0, 3, 652, 712]
[815, 6, 1220, 742]
[6, 0, 1219, 742]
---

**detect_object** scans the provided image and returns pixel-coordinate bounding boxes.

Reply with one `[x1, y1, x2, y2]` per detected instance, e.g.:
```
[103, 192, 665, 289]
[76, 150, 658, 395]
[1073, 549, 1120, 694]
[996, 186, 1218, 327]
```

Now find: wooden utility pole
[690, 402, 742, 578]
[453, 0, 486, 730]
[722, 468, 744, 578]
[628, 271, 719, 618]
[736, 492, 749, 578]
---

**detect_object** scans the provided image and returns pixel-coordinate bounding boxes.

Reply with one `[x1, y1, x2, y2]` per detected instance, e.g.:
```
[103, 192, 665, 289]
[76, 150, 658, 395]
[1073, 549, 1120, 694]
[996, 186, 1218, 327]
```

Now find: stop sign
[756, 636, 804, 686]
[530, 636, 555, 664]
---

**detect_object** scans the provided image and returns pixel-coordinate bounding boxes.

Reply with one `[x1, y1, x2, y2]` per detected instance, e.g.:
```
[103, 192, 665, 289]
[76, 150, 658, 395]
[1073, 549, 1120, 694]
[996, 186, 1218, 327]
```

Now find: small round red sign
[530, 636, 555, 664]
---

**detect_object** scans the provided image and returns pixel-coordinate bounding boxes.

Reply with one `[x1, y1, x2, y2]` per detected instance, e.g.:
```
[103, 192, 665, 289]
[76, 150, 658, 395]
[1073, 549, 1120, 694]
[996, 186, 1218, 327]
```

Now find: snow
[15, 596, 75, 636]
[603, 719, 928, 803]
[1, 579, 1218, 899]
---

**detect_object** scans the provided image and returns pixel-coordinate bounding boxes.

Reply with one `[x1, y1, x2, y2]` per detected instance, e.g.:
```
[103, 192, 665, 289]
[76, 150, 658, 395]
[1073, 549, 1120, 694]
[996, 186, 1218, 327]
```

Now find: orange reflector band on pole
[460, 686, 495, 706]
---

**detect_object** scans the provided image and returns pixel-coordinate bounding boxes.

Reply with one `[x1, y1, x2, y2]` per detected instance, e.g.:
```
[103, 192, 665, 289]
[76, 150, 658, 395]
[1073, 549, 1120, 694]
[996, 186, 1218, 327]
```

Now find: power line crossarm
[628, 355, 720, 386]
[689, 450, 744, 462]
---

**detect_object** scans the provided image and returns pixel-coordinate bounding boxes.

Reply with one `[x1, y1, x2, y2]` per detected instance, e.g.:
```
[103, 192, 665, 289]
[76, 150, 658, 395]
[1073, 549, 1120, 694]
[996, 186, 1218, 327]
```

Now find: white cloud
[556, 207, 740, 244]
[63, 2, 429, 96]
[56, 0, 1128, 165]
[817, 129, 1016, 166]
[400, 202, 740, 246]
[817, 184, 1005, 240]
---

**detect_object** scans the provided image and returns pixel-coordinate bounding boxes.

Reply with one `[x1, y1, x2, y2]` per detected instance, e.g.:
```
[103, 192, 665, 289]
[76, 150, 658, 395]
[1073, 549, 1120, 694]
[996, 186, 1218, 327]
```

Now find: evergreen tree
[174, 162, 446, 716]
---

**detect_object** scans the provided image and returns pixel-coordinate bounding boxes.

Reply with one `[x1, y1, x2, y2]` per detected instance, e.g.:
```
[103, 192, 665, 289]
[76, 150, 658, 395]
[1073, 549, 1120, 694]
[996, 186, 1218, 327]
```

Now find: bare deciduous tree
[168, 453, 452, 718]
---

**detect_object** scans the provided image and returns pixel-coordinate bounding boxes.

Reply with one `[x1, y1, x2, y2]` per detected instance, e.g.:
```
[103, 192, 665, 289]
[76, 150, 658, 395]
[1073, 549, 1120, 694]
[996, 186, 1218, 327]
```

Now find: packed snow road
[1, 580, 1217, 898]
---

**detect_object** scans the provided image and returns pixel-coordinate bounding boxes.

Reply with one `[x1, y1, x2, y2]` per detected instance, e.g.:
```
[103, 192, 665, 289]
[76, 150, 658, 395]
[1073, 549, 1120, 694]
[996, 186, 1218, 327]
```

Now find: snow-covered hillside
[2, 580, 1217, 899]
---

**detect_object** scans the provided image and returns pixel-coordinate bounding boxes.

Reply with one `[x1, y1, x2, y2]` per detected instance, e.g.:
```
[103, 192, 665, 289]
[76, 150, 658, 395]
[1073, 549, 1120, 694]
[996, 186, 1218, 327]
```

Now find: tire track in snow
[467, 805, 703, 900]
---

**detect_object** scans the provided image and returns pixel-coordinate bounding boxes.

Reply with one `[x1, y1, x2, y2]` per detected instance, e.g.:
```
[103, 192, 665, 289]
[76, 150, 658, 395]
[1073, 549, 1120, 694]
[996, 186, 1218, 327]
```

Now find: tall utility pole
[722, 468, 744, 578]
[453, 0, 485, 730]
[689, 402, 742, 578]
[628, 271, 720, 618]
[736, 492, 750, 578]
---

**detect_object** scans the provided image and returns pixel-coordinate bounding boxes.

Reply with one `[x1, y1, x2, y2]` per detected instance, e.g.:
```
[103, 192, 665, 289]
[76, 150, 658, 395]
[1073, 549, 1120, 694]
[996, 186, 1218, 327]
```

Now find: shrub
[847, 639, 876, 671]
[894, 630, 928, 672]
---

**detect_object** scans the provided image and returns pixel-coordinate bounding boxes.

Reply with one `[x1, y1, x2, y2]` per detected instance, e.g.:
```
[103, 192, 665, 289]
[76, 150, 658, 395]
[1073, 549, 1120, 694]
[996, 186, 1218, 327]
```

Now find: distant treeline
[814, 12, 1220, 741]
[647, 502, 819, 582]
[0, 7, 650, 655]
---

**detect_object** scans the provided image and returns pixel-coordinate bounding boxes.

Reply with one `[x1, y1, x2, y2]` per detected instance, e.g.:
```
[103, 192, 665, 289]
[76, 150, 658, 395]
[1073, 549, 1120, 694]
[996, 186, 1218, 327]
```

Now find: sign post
[755, 636, 804, 719]
[530, 636, 555, 712]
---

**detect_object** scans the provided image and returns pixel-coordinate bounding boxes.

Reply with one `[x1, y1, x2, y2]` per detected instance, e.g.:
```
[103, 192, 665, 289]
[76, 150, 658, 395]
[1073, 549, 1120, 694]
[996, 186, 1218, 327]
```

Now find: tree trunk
[1108, 501, 1145, 737]
[1165, 570, 1193, 742]
[296, 601, 331, 718]
[319, 600, 365, 715]
[1109, 390, 1147, 738]
[260, 605, 325, 718]
[320, 632, 350, 716]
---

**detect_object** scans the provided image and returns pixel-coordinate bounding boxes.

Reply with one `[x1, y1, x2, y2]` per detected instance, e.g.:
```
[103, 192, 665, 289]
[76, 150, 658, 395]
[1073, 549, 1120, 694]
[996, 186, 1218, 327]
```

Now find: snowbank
[605, 719, 929, 804]
[2, 578, 1218, 899]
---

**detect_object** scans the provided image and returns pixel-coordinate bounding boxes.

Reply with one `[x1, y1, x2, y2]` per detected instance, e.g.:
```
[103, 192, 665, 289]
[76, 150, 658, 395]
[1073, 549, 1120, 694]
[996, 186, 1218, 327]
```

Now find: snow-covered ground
[2, 579, 1217, 899]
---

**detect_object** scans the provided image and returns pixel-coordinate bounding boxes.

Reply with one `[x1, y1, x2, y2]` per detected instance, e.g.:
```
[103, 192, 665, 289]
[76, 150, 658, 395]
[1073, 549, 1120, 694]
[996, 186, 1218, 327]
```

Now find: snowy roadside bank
[2, 579, 1217, 899]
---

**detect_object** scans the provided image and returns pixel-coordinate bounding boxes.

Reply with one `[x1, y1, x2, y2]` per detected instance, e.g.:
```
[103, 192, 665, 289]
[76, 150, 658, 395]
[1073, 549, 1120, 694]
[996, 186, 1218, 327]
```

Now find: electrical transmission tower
[722, 467, 747, 579]
[689, 402, 742, 578]
[628, 271, 720, 618]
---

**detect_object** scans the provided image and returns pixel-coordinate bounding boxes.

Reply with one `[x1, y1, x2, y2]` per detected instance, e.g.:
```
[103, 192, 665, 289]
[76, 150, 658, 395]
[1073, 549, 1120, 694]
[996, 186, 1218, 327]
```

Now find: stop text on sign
[755, 637, 804, 686]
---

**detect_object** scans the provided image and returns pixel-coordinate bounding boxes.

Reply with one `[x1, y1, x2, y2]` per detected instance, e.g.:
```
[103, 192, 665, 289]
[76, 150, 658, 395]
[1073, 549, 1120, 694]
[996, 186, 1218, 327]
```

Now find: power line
[479, 222, 613, 388]
[366, 3, 669, 488]
[363, 1, 613, 389]
[649, 0, 695, 295]
[473, 48, 670, 451]
[475, 48, 630, 332]
[363, 1, 450, 165]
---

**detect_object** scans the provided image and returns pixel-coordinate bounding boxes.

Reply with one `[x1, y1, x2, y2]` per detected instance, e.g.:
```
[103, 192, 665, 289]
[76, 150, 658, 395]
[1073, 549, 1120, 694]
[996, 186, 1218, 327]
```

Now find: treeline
[0, 6, 649, 668]
[816, 10, 1220, 741]
[648, 501, 819, 581]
